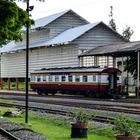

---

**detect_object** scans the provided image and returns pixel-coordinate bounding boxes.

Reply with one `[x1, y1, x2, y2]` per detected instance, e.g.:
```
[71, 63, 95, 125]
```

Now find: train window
[93, 76, 96, 81]
[75, 75, 80, 82]
[83, 76, 87, 82]
[68, 75, 72, 82]
[37, 76, 41, 82]
[61, 75, 66, 82]
[30, 76, 35, 82]
[55, 75, 59, 82]
[48, 75, 53, 82]
[43, 76, 47, 82]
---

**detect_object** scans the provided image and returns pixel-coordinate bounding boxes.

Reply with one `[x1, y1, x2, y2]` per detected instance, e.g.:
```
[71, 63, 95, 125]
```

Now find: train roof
[31, 67, 121, 74]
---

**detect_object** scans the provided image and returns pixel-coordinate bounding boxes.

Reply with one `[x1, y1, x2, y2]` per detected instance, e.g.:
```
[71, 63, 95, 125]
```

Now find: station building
[0, 9, 127, 89]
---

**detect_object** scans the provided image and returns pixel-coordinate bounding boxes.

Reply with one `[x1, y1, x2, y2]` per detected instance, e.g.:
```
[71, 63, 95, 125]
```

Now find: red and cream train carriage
[30, 67, 122, 98]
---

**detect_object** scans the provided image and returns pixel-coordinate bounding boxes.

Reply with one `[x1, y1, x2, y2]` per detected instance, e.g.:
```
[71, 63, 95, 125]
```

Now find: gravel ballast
[0, 118, 47, 140]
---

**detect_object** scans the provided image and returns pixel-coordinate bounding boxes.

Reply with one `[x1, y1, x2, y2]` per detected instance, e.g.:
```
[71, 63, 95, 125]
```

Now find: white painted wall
[1, 44, 79, 78]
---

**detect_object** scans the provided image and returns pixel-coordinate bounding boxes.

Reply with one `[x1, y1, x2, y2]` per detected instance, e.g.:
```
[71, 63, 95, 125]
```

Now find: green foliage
[122, 26, 134, 41]
[0, 0, 34, 46]
[124, 55, 137, 79]
[6, 111, 115, 140]
[90, 126, 114, 137]
[68, 108, 95, 124]
[112, 114, 140, 136]
[108, 6, 135, 79]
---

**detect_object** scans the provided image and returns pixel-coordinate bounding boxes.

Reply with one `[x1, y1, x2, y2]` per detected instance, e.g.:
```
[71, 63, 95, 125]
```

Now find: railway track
[0, 127, 19, 140]
[1, 92, 140, 124]
[1, 92, 140, 104]
[1, 95, 140, 116]
[0, 102, 140, 125]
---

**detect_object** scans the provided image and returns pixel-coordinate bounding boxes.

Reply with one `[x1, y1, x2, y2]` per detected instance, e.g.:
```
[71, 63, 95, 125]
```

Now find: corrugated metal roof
[41, 22, 100, 46]
[31, 10, 70, 30]
[21, 10, 69, 30]
[0, 22, 100, 53]
[80, 41, 140, 57]
[31, 66, 104, 74]
[22, 9, 89, 30]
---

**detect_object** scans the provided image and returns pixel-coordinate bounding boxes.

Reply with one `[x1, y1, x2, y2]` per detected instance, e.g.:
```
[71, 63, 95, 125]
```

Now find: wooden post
[8, 78, 10, 90]
[126, 56, 129, 95]
[24, 78, 26, 90]
[16, 78, 19, 91]
[0, 78, 2, 90]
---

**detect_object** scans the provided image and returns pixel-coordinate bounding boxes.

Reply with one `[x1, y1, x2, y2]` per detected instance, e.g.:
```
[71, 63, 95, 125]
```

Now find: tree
[109, 6, 134, 40]
[124, 55, 137, 79]
[109, 6, 117, 31]
[0, 0, 34, 46]
[109, 6, 136, 79]
[122, 26, 136, 79]
[122, 25, 134, 41]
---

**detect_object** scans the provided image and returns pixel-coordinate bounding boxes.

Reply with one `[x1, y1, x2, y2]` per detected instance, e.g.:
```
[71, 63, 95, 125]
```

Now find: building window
[81, 56, 113, 67]
[75, 75, 80, 82]
[83, 76, 87, 82]
[68, 75, 72, 82]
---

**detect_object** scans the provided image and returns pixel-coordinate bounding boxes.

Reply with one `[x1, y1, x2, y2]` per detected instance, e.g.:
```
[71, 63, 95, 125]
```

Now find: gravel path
[0, 118, 47, 140]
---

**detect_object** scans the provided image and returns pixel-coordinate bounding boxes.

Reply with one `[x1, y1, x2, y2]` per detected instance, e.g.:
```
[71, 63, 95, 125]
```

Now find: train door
[108, 72, 117, 94]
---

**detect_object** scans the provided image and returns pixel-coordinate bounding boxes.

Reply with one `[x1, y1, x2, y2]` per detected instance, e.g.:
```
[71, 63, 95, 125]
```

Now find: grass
[0, 109, 116, 140]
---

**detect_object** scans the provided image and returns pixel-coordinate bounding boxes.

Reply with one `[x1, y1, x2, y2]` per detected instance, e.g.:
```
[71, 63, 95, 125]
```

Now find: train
[30, 67, 122, 98]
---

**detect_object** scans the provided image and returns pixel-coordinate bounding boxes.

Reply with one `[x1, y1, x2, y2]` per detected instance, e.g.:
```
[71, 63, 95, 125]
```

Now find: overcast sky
[17, 0, 140, 41]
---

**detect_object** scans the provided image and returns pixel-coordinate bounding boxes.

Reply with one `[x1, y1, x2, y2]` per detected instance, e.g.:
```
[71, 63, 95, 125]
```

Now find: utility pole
[25, 0, 29, 123]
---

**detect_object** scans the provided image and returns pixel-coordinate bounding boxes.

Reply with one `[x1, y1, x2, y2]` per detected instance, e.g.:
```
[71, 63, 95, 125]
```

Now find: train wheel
[45, 92, 48, 95]
[37, 90, 42, 95]
[50, 91, 56, 95]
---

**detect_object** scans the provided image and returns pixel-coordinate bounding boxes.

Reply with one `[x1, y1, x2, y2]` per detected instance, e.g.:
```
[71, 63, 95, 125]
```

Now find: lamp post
[25, 0, 34, 124]
[25, 0, 29, 124]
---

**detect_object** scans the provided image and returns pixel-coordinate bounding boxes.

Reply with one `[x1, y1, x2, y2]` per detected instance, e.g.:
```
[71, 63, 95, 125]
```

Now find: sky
[17, 0, 140, 41]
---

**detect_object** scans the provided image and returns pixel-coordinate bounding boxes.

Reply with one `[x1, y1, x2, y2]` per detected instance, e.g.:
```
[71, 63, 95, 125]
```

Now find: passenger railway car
[30, 67, 122, 98]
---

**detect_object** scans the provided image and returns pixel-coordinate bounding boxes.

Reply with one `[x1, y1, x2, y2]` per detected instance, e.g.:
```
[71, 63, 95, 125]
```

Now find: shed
[0, 9, 127, 90]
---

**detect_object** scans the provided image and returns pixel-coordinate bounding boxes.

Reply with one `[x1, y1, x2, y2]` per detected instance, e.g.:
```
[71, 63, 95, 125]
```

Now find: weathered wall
[74, 24, 126, 50]
[1, 45, 79, 78]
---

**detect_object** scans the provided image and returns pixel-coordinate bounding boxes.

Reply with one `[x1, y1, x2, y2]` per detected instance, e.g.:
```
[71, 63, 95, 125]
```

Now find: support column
[80, 57, 84, 67]
[95, 56, 98, 66]
[121, 57, 124, 92]
[113, 57, 116, 68]
[24, 78, 26, 90]
[126, 56, 129, 95]
[107, 56, 109, 67]
[0, 78, 2, 90]
[8, 78, 10, 90]
[137, 51, 140, 98]
[16, 78, 19, 91]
